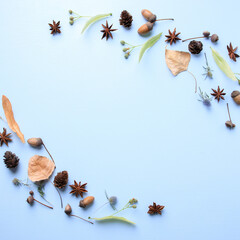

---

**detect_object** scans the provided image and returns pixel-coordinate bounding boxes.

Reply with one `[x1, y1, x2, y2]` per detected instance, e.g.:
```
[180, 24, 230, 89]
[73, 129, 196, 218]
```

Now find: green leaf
[81, 13, 112, 34]
[139, 33, 162, 62]
[210, 47, 237, 81]
[92, 216, 135, 224]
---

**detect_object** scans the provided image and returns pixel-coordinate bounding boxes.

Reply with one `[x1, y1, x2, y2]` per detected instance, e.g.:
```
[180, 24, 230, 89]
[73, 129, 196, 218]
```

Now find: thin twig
[34, 198, 53, 209]
[182, 36, 205, 42]
[155, 18, 174, 22]
[227, 103, 232, 123]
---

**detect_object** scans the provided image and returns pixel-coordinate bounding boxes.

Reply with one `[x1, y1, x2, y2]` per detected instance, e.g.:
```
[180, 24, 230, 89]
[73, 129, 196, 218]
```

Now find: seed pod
[141, 9, 156, 23]
[138, 22, 154, 35]
[27, 196, 34, 205]
[27, 138, 43, 147]
[65, 204, 72, 215]
[211, 34, 219, 42]
[203, 31, 210, 37]
[231, 91, 240, 105]
[79, 196, 95, 208]
[225, 120, 235, 129]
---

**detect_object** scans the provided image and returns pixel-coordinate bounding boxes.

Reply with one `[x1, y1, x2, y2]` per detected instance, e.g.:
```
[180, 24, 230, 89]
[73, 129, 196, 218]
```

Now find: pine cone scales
[54, 171, 68, 189]
[188, 40, 203, 54]
[3, 151, 19, 168]
[119, 10, 133, 28]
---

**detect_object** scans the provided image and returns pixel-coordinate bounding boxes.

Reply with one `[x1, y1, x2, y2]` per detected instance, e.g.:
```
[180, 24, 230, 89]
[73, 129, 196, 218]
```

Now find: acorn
[138, 22, 154, 35]
[27, 137, 43, 147]
[65, 204, 72, 215]
[141, 9, 156, 23]
[231, 90, 240, 105]
[79, 196, 95, 208]
[211, 34, 219, 43]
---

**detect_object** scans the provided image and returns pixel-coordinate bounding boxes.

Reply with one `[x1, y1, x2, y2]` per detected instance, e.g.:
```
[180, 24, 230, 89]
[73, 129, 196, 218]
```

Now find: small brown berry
[211, 34, 219, 42]
[203, 31, 210, 37]
[29, 191, 34, 196]
[27, 196, 34, 205]
[65, 204, 72, 215]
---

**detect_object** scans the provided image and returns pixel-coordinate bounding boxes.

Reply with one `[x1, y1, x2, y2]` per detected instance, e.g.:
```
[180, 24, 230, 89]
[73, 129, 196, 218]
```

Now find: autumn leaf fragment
[28, 155, 55, 182]
[2, 95, 25, 143]
[165, 49, 191, 75]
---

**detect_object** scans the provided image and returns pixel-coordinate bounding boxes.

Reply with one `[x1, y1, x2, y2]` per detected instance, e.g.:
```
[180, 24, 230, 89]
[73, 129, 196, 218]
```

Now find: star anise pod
[165, 28, 181, 45]
[211, 86, 226, 102]
[101, 21, 117, 40]
[69, 180, 87, 197]
[0, 128, 12, 147]
[227, 43, 239, 62]
[148, 202, 165, 215]
[49, 20, 61, 34]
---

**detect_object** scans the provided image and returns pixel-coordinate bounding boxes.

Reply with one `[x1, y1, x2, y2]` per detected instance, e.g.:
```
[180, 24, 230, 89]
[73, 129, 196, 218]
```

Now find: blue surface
[1, 0, 240, 239]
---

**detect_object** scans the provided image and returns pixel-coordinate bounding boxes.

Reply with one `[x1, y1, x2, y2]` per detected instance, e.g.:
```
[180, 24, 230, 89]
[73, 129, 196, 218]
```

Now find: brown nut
[137, 22, 154, 35]
[27, 138, 43, 147]
[65, 204, 72, 215]
[79, 196, 95, 208]
[211, 34, 219, 43]
[141, 9, 156, 23]
[231, 91, 240, 105]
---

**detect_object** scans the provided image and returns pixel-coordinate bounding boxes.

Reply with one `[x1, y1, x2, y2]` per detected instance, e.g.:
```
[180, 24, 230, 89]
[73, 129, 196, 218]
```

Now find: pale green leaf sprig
[68, 10, 112, 33]
[120, 32, 162, 62]
[68, 10, 91, 25]
[89, 198, 138, 224]
[12, 178, 30, 187]
[210, 47, 238, 82]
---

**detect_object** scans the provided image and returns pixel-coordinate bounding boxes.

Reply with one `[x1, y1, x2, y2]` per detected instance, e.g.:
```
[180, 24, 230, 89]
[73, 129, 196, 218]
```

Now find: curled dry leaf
[2, 95, 25, 143]
[165, 49, 191, 76]
[28, 155, 55, 182]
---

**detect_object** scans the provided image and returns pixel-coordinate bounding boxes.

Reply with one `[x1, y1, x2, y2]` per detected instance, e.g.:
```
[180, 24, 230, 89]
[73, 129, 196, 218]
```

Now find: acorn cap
[231, 90, 240, 98]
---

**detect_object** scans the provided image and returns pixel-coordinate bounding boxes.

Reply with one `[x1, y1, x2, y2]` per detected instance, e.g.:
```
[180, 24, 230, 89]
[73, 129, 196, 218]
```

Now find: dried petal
[165, 49, 191, 76]
[2, 95, 25, 143]
[28, 155, 55, 182]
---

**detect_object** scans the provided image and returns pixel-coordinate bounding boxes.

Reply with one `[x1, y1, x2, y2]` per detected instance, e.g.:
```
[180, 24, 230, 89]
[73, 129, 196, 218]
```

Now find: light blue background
[0, 0, 240, 239]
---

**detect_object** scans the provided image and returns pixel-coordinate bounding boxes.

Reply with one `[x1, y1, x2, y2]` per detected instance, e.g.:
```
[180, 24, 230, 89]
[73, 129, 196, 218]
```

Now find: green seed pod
[69, 10, 73, 14]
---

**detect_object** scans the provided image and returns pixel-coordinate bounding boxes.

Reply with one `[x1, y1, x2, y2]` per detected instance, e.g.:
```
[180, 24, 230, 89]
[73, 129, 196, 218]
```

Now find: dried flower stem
[34, 198, 53, 209]
[70, 214, 94, 224]
[182, 36, 205, 42]
[187, 70, 197, 93]
[42, 142, 55, 164]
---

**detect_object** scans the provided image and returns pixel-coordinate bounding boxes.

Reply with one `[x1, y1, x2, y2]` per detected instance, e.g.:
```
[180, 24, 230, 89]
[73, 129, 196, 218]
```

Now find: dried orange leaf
[165, 49, 191, 76]
[2, 95, 25, 143]
[28, 155, 55, 182]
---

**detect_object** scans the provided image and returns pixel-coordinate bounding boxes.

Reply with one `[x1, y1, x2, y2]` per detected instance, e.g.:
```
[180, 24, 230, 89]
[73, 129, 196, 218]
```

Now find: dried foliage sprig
[198, 87, 212, 106]
[13, 178, 30, 187]
[203, 53, 213, 79]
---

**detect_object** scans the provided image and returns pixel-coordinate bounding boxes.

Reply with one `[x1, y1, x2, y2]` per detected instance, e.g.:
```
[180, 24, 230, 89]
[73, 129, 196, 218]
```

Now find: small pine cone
[3, 151, 19, 168]
[188, 40, 203, 54]
[54, 171, 68, 189]
[119, 10, 133, 28]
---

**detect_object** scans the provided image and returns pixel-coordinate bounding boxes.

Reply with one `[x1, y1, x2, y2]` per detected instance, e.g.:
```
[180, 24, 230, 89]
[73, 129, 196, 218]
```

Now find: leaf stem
[50, 181, 63, 208]
[71, 214, 94, 224]
[42, 142, 55, 164]
[227, 103, 232, 123]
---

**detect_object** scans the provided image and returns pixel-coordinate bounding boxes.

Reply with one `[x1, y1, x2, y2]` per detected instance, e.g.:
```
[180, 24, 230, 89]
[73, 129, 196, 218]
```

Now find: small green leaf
[139, 33, 162, 62]
[210, 47, 237, 81]
[92, 216, 135, 224]
[81, 13, 112, 34]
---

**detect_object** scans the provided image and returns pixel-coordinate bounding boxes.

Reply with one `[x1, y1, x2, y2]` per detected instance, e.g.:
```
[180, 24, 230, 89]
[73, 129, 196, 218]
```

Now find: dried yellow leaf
[165, 49, 191, 76]
[2, 95, 25, 143]
[28, 155, 55, 182]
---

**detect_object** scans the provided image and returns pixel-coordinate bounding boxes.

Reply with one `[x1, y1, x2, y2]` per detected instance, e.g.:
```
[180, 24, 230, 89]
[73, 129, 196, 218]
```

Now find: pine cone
[119, 10, 133, 28]
[188, 40, 203, 54]
[3, 151, 19, 168]
[54, 171, 68, 189]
